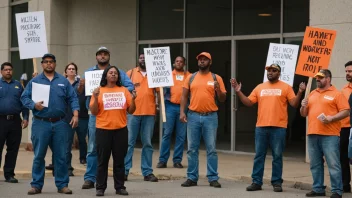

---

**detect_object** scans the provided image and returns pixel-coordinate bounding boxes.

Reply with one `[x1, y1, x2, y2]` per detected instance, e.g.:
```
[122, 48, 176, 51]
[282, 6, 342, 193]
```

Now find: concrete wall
[0, 1, 10, 62]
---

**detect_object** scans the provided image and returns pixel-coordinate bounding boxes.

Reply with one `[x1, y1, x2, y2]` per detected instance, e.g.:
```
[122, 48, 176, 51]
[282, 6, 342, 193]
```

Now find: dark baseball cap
[96, 46, 110, 55]
[41, 53, 56, 62]
[265, 64, 281, 72]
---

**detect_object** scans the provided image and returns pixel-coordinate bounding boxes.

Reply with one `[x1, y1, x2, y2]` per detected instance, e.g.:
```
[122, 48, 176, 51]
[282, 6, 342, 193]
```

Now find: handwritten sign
[295, 27, 337, 77]
[144, 47, 174, 88]
[85, 70, 103, 96]
[263, 43, 299, 86]
[15, 11, 48, 59]
[103, 92, 127, 110]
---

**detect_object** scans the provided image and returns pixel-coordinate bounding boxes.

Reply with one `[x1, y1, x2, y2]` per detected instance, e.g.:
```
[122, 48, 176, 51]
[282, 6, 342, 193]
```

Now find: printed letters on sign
[176, 75, 184, 81]
[103, 92, 127, 110]
[207, 81, 215, 86]
[260, 89, 282, 96]
[323, 95, 334, 101]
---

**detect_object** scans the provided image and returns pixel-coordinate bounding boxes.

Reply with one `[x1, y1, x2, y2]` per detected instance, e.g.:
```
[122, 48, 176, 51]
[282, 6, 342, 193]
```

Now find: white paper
[263, 43, 299, 86]
[144, 47, 174, 88]
[85, 70, 104, 96]
[15, 11, 48, 59]
[32, 82, 50, 107]
[103, 92, 127, 110]
[317, 113, 327, 123]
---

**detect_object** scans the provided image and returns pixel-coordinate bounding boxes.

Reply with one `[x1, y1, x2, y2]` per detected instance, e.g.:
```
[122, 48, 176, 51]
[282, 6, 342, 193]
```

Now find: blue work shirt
[0, 78, 29, 120]
[21, 72, 80, 118]
[84, 65, 134, 110]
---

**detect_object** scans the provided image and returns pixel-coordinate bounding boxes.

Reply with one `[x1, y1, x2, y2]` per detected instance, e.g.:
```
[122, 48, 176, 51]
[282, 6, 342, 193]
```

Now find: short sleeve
[125, 88, 132, 108]
[336, 92, 350, 112]
[287, 86, 296, 101]
[215, 75, 227, 93]
[183, 75, 192, 89]
[248, 86, 259, 104]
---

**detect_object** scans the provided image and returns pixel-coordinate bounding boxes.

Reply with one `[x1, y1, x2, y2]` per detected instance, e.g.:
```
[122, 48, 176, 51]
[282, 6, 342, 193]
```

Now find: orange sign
[295, 27, 337, 77]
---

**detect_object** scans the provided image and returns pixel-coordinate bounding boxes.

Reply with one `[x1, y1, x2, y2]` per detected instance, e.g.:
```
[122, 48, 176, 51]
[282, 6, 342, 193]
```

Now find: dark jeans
[340, 127, 351, 189]
[0, 115, 22, 179]
[96, 127, 128, 191]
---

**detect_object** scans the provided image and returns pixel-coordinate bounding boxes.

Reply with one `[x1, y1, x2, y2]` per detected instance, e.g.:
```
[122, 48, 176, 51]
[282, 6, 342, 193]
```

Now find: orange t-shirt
[340, 83, 352, 128]
[127, 67, 157, 115]
[90, 86, 132, 130]
[183, 72, 226, 113]
[170, 70, 191, 104]
[248, 81, 296, 128]
[307, 86, 350, 136]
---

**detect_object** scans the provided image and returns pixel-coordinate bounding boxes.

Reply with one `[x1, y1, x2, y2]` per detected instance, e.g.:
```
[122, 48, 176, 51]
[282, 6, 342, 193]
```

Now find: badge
[176, 75, 184, 81]
[207, 81, 215, 86]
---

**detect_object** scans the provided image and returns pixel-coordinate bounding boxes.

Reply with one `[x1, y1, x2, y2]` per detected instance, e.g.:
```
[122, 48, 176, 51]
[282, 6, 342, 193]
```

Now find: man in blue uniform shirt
[0, 62, 29, 183]
[21, 54, 79, 195]
[81, 47, 134, 189]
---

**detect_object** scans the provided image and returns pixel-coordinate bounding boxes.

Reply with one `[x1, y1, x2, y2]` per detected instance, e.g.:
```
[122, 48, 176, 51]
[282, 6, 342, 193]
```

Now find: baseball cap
[196, 52, 212, 60]
[96, 46, 110, 55]
[41, 53, 56, 62]
[314, 69, 331, 78]
[265, 64, 281, 72]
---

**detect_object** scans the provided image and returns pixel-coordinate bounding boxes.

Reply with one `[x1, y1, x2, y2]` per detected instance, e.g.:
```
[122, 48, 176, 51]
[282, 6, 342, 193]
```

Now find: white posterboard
[15, 11, 48, 59]
[85, 70, 104, 96]
[32, 82, 50, 107]
[263, 43, 299, 86]
[144, 47, 174, 88]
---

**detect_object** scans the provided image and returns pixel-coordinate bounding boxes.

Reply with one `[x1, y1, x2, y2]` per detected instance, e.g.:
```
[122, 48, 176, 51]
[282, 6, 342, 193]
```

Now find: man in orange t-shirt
[180, 52, 226, 188]
[300, 69, 349, 198]
[124, 54, 159, 182]
[231, 64, 306, 193]
[157, 56, 190, 169]
[339, 61, 352, 193]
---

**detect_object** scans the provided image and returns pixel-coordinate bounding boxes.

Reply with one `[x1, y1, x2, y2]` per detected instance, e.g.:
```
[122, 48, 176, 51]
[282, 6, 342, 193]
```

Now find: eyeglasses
[42, 60, 55, 64]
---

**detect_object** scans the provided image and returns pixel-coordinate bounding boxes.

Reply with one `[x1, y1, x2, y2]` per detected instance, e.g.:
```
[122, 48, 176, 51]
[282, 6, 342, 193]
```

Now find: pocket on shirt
[57, 86, 67, 97]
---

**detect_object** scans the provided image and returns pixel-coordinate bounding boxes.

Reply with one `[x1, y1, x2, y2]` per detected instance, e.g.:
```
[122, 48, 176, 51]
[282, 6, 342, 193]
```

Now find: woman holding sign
[90, 66, 136, 196]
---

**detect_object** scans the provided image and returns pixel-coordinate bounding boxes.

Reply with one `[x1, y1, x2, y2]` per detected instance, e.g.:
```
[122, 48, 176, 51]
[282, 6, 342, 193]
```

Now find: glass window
[186, 0, 231, 38]
[11, 51, 33, 87]
[139, 0, 183, 40]
[11, 3, 28, 48]
[284, 0, 309, 33]
[187, 41, 232, 150]
[233, 0, 280, 35]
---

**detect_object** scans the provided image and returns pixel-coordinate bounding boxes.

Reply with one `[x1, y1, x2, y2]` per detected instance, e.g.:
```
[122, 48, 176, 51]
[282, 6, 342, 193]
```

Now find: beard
[198, 65, 210, 71]
[346, 75, 352, 82]
[98, 59, 109, 66]
[139, 62, 146, 69]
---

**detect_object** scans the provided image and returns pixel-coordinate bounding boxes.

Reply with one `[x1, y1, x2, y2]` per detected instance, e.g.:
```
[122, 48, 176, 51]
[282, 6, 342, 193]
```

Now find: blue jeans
[84, 115, 97, 183]
[251, 127, 286, 185]
[159, 101, 186, 164]
[124, 114, 155, 176]
[66, 118, 88, 170]
[348, 128, 352, 159]
[187, 111, 218, 182]
[308, 135, 343, 195]
[31, 119, 70, 190]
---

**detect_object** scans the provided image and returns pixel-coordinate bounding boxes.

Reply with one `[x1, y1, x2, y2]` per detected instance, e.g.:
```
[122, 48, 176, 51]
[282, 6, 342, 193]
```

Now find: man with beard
[0, 62, 29, 183]
[157, 56, 191, 169]
[124, 53, 159, 182]
[21, 54, 79, 195]
[180, 52, 226, 188]
[82, 47, 134, 189]
[301, 69, 349, 198]
[339, 61, 352, 193]
[231, 64, 306, 192]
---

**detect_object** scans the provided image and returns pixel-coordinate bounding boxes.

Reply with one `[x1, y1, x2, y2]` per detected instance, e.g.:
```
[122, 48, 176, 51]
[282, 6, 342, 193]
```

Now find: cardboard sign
[144, 47, 174, 88]
[103, 92, 127, 110]
[263, 43, 299, 86]
[295, 27, 337, 77]
[15, 11, 48, 59]
[85, 70, 104, 96]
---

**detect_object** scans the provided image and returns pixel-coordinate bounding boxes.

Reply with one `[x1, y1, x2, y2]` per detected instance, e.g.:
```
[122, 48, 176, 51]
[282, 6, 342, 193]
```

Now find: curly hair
[100, 65, 122, 87]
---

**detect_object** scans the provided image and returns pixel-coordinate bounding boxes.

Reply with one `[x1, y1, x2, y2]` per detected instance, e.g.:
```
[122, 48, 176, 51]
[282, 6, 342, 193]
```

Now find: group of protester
[0, 46, 351, 198]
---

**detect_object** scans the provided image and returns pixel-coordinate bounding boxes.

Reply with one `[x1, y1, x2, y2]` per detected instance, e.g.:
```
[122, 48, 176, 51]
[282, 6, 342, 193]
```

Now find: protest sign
[85, 70, 104, 96]
[263, 43, 299, 86]
[295, 27, 337, 77]
[15, 11, 48, 60]
[103, 92, 127, 110]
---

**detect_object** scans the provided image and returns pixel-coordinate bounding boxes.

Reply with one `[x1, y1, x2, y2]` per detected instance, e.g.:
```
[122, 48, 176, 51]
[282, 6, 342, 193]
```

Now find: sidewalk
[1, 147, 331, 191]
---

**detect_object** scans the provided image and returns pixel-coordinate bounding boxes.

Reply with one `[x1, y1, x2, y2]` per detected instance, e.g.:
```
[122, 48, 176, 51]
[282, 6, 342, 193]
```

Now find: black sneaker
[273, 184, 282, 192]
[144, 174, 158, 182]
[80, 159, 87, 165]
[209, 180, 221, 188]
[116, 189, 129, 196]
[96, 189, 104, 196]
[5, 176, 18, 183]
[246, 183, 262, 191]
[156, 162, 167, 168]
[181, 179, 197, 187]
[330, 193, 342, 198]
[68, 169, 74, 177]
[344, 185, 351, 193]
[45, 164, 54, 170]
[124, 175, 128, 181]
[173, 163, 183, 168]
[82, 180, 95, 189]
[305, 191, 326, 197]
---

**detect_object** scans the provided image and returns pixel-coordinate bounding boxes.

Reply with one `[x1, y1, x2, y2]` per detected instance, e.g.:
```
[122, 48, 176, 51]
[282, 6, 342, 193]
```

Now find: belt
[34, 115, 64, 123]
[189, 110, 216, 116]
[0, 114, 19, 120]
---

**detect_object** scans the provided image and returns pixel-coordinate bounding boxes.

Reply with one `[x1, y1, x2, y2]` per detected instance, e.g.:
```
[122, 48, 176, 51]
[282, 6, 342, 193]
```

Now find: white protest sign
[144, 47, 174, 88]
[263, 43, 299, 86]
[15, 11, 48, 59]
[85, 70, 104, 96]
[103, 92, 127, 110]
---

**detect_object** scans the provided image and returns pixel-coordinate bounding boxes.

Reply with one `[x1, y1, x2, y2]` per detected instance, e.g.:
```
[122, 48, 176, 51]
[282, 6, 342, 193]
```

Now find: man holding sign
[300, 69, 349, 198]
[231, 64, 306, 192]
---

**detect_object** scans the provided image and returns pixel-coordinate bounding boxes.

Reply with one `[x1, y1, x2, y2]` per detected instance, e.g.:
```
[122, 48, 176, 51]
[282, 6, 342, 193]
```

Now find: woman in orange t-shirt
[90, 66, 136, 196]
